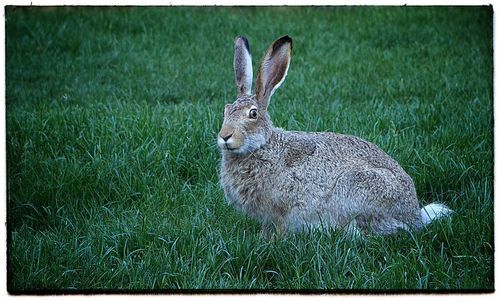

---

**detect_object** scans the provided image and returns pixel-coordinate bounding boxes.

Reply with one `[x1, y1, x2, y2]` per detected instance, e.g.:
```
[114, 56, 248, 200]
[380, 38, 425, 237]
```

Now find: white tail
[421, 203, 453, 225]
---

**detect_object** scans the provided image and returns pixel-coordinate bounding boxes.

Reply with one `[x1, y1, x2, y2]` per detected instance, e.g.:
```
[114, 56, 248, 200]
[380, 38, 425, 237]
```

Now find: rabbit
[217, 35, 452, 237]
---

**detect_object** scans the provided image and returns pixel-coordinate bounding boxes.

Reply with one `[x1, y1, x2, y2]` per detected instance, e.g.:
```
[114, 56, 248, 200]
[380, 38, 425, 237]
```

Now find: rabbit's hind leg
[334, 167, 411, 235]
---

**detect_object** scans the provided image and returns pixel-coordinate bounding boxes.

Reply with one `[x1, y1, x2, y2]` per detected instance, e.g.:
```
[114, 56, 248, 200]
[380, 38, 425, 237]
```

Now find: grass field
[6, 6, 493, 291]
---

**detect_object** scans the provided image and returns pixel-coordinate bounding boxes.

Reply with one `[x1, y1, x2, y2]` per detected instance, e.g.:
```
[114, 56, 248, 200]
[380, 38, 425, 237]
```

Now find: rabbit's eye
[249, 108, 258, 119]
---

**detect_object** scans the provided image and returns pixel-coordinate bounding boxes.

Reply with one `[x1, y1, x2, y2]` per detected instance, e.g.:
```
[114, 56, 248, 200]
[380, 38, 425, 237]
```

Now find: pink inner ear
[264, 47, 290, 98]
[255, 37, 292, 106]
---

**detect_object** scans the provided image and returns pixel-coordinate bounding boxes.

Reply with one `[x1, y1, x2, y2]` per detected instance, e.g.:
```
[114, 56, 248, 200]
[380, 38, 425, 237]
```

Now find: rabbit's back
[284, 130, 421, 230]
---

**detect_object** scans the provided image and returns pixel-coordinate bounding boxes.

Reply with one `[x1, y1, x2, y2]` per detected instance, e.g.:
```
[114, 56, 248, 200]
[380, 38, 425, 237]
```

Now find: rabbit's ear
[255, 35, 292, 110]
[234, 36, 253, 97]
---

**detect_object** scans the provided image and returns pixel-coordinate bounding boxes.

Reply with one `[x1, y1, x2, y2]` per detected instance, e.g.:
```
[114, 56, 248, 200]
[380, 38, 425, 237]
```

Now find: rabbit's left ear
[234, 36, 253, 97]
[255, 36, 292, 110]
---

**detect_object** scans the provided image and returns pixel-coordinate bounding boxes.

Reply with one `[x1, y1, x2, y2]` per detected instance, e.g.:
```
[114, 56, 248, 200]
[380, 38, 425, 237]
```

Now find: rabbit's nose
[221, 133, 233, 142]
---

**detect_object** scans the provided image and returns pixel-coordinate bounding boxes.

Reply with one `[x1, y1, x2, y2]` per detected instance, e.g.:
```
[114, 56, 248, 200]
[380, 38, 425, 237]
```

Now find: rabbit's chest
[221, 158, 270, 199]
[220, 156, 278, 217]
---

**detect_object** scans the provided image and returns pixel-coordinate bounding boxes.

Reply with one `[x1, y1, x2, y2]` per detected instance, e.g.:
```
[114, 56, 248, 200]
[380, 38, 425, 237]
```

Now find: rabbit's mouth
[218, 140, 239, 153]
[221, 142, 246, 154]
[217, 134, 243, 152]
[218, 133, 266, 155]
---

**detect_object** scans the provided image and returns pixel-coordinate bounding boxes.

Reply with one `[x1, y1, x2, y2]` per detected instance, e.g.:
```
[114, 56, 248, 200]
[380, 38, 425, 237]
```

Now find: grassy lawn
[6, 6, 493, 291]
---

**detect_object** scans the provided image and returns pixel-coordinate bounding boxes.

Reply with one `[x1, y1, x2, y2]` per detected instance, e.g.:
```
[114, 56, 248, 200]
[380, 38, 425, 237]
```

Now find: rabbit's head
[218, 36, 292, 155]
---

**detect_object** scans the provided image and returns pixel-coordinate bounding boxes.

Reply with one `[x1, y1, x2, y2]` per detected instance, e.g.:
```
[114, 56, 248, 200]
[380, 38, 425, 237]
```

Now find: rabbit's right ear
[234, 36, 253, 97]
[255, 36, 292, 111]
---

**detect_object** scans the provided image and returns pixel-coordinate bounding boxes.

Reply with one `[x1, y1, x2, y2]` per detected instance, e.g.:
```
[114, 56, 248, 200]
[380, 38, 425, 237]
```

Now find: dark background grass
[5, 6, 493, 291]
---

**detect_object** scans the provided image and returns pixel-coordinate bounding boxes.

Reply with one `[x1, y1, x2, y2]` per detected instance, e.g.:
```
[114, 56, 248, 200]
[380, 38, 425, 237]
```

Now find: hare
[217, 35, 452, 237]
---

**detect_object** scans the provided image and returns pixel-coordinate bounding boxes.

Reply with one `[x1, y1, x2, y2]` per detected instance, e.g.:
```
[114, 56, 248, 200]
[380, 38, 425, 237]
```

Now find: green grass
[6, 6, 493, 291]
